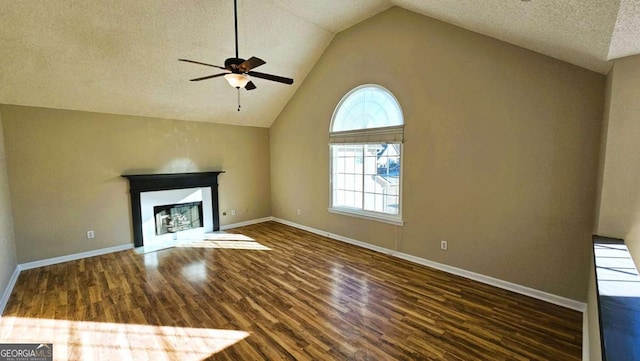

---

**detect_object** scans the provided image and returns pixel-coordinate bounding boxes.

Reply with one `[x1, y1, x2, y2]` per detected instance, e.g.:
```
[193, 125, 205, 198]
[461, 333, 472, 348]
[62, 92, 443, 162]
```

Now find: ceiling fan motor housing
[225, 57, 246, 72]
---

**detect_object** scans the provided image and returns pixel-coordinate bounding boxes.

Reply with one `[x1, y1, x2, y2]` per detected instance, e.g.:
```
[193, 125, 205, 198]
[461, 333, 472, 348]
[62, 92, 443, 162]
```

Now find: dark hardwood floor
[1, 221, 582, 360]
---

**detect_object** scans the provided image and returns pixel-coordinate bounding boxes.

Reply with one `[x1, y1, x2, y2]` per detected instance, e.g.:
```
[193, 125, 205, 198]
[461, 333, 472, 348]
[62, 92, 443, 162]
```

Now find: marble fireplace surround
[122, 171, 224, 247]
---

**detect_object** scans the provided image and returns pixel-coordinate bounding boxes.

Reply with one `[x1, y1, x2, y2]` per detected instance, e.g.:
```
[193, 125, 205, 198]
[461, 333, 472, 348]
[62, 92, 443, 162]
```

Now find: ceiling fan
[179, 0, 294, 94]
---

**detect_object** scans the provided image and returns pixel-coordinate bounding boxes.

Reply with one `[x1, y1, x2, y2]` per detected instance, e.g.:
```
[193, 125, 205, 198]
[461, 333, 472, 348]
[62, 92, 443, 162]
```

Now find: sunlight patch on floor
[135, 232, 270, 253]
[204, 233, 255, 241]
[173, 232, 271, 250]
[176, 239, 271, 251]
[0, 317, 249, 360]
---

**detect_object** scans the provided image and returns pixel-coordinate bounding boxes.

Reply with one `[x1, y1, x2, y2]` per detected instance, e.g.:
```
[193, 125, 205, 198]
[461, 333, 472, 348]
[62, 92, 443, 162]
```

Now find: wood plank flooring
[1, 221, 582, 360]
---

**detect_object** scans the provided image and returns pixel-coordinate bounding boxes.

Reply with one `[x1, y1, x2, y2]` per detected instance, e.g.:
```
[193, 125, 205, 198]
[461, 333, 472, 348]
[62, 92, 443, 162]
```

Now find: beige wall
[586, 64, 613, 361]
[1, 105, 271, 263]
[0, 109, 18, 306]
[596, 54, 640, 265]
[270, 7, 605, 301]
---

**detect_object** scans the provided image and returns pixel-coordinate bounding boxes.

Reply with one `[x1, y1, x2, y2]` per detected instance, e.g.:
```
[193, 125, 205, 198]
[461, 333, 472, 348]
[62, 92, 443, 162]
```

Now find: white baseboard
[19, 243, 134, 271]
[273, 217, 393, 254]
[4, 216, 588, 315]
[393, 251, 586, 312]
[0, 266, 21, 315]
[272, 217, 587, 312]
[220, 217, 274, 231]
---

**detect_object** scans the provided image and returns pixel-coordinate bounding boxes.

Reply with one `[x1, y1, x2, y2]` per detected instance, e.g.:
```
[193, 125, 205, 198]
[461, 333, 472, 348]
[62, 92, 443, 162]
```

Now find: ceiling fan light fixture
[224, 73, 250, 88]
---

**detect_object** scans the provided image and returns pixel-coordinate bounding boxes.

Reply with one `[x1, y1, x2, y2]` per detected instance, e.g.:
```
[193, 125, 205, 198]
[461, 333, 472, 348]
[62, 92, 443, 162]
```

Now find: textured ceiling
[1, 0, 638, 127]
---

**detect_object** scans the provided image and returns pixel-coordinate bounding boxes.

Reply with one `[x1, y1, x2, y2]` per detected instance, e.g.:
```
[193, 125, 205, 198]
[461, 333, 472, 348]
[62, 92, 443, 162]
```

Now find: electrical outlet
[440, 240, 448, 251]
[87, 230, 95, 239]
[231, 209, 236, 216]
[296, 209, 301, 216]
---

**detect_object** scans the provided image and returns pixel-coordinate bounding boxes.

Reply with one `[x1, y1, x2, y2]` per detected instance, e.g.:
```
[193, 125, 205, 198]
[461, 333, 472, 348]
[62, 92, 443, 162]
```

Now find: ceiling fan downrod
[234, 0, 239, 59]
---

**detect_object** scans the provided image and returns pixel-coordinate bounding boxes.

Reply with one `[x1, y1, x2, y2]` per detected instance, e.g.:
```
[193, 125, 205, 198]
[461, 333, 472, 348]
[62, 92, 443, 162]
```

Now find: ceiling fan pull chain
[237, 87, 241, 111]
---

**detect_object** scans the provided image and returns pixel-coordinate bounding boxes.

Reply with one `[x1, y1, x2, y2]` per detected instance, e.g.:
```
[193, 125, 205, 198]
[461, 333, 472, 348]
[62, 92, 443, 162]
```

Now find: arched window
[329, 84, 404, 225]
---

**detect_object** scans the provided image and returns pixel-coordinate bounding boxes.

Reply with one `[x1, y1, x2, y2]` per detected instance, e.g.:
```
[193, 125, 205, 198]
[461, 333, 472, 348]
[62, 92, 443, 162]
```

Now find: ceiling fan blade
[245, 81, 257, 90]
[179, 59, 226, 70]
[247, 71, 294, 85]
[239, 57, 266, 72]
[190, 73, 227, 81]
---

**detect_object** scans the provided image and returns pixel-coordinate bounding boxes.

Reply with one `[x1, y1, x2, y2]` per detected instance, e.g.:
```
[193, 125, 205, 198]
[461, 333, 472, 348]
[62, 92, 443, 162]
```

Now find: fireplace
[122, 171, 224, 247]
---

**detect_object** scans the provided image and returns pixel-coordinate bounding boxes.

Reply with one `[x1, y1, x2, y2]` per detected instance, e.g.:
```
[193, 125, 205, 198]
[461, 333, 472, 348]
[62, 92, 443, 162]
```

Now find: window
[329, 84, 404, 225]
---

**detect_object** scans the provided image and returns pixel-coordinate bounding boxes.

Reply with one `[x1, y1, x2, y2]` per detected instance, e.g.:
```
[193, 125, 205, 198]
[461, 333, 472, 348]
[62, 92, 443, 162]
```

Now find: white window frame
[328, 84, 404, 226]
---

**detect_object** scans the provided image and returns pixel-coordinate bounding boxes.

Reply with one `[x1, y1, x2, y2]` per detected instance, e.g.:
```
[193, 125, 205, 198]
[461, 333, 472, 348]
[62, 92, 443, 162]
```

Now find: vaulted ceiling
[1, 0, 638, 127]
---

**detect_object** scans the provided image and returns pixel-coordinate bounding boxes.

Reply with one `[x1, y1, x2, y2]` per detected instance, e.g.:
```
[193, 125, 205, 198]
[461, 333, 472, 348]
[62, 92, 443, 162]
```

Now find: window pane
[334, 189, 345, 207]
[364, 175, 376, 193]
[345, 174, 355, 191]
[388, 156, 400, 177]
[355, 154, 364, 174]
[374, 176, 385, 194]
[336, 174, 345, 190]
[331, 85, 403, 132]
[354, 191, 363, 208]
[386, 195, 399, 214]
[337, 155, 345, 173]
[364, 156, 376, 175]
[364, 192, 375, 211]
[354, 174, 363, 192]
[374, 193, 384, 212]
[386, 184, 399, 196]
[346, 191, 357, 208]
[344, 155, 355, 173]
[340, 190, 350, 207]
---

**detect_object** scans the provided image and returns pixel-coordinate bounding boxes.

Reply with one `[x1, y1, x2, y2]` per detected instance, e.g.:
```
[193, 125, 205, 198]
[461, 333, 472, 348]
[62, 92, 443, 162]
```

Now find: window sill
[328, 207, 404, 226]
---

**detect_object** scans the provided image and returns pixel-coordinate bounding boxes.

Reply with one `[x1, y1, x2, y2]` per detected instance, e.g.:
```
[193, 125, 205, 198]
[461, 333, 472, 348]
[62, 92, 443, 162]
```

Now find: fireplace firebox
[154, 201, 203, 235]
